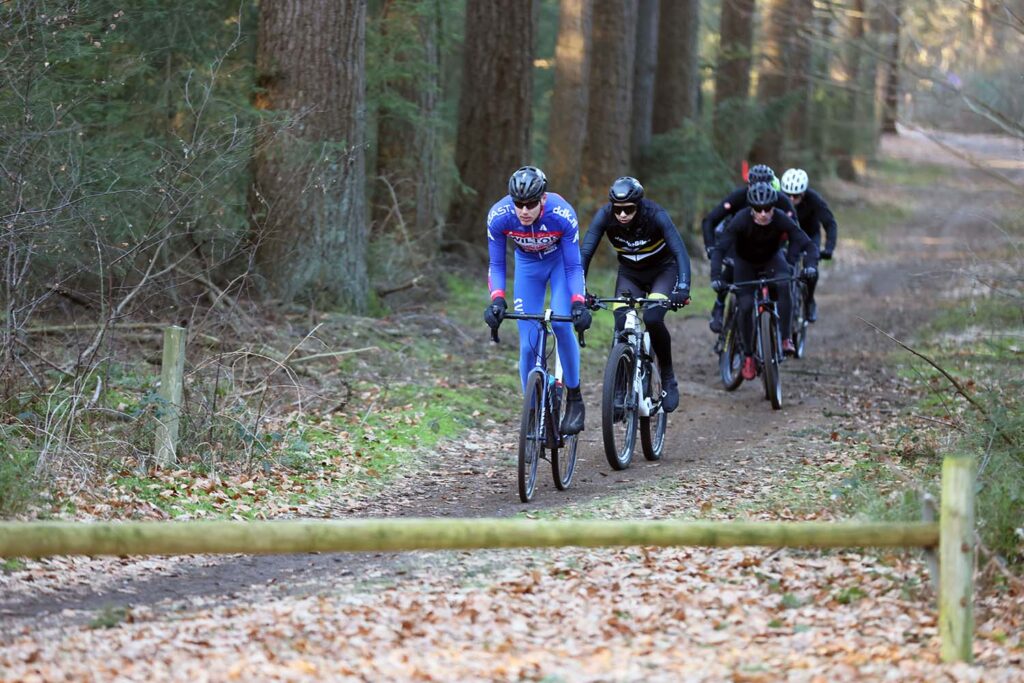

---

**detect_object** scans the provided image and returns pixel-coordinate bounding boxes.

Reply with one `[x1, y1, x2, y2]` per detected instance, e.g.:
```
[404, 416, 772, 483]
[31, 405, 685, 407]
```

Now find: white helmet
[781, 168, 809, 195]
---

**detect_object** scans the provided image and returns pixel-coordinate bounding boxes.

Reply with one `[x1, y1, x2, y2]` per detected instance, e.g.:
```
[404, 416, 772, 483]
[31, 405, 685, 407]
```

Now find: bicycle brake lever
[578, 330, 586, 348]
[490, 327, 499, 344]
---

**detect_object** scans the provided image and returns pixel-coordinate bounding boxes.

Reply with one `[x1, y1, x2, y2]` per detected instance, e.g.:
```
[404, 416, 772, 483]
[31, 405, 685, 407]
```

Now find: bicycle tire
[760, 310, 783, 410]
[601, 342, 638, 470]
[719, 296, 743, 391]
[518, 371, 544, 502]
[640, 355, 666, 461]
[793, 281, 808, 359]
[550, 383, 578, 490]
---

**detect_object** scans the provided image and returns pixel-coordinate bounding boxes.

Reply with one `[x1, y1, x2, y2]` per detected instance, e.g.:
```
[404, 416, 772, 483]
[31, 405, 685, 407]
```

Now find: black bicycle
[491, 310, 584, 502]
[719, 276, 794, 410]
[789, 273, 810, 359]
[589, 295, 671, 470]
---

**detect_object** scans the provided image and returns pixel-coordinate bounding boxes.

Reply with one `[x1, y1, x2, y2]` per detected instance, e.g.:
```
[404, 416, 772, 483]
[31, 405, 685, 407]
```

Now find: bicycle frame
[593, 295, 667, 417]
[728, 276, 793, 365]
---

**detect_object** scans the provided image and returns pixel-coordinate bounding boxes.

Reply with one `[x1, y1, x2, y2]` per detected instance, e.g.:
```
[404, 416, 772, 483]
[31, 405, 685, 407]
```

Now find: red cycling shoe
[741, 356, 756, 380]
[782, 338, 796, 356]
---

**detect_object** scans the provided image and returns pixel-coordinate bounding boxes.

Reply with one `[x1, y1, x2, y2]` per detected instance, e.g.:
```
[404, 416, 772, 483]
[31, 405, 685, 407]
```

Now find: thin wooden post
[154, 325, 186, 466]
[939, 456, 975, 663]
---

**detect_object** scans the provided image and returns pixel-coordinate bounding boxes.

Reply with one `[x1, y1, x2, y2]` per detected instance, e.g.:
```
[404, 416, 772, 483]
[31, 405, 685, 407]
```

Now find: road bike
[719, 275, 795, 410]
[491, 310, 584, 502]
[588, 295, 671, 470]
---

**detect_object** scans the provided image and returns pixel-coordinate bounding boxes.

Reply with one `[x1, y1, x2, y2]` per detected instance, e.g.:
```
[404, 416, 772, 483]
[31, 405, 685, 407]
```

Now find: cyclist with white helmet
[484, 166, 591, 434]
[779, 168, 838, 322]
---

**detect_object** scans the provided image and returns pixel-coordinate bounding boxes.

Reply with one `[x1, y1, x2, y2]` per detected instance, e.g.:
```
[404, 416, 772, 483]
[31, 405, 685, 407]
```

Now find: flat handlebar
[727, 275, 796, 292]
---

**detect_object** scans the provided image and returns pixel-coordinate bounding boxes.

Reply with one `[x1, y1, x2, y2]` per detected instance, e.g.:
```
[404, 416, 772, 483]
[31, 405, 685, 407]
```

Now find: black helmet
[747, 164, 775, 185]
[746, 181, 778, 207]
[608, 176, 644, 203]
[508, 166, 547, 202]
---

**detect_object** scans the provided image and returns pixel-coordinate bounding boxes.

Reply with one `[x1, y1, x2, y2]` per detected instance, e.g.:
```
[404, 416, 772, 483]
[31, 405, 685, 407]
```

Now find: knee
[642, 310, 667, 328]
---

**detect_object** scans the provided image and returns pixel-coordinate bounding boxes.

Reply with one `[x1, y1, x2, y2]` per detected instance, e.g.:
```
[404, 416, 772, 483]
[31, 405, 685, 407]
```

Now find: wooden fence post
[939, 456, 975, 663]
[154, 325, 186, 466]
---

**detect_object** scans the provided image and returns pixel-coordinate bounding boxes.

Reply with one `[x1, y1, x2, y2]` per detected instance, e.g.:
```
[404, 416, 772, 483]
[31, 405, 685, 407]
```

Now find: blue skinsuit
[487, 193, 586, 390]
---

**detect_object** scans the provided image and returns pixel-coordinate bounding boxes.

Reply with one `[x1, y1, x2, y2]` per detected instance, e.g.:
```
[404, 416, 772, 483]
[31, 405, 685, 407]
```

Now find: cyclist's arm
[781, 214, 819, 268]
[579, 207, 609, 278]
[486, 207, 510, 301]
[811, 190, 838, 253]
[655, 209, 691, 292]
[710, 215, 739, 281]
[558, 207, 587, 304]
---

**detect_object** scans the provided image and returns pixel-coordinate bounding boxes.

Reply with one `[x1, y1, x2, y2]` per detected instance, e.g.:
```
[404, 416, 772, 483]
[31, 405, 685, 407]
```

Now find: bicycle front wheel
[602, 342, 638, 470]
[518, 371, 544, 502]
[759, 310, 783, 410]
[719, 296, 743, 391]
[793, 282, 808, 359]
[550, 383, 578, 490]
[640, 356, 666, 461]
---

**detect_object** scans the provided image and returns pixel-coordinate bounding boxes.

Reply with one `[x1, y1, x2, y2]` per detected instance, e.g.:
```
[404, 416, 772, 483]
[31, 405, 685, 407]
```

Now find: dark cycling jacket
[580, 198, 691, 291]
[701, 186, 797, 253]
[793, 188, 837, 253]
[710, 209, 819, 281]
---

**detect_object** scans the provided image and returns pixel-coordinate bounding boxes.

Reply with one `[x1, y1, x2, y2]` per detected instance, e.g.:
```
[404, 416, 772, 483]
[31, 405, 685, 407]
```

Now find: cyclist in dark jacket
[780, 168, 838, 322]
[710, 182, 819, 381]
[702, 164, 798, 334]
[580, 177, 692, 412]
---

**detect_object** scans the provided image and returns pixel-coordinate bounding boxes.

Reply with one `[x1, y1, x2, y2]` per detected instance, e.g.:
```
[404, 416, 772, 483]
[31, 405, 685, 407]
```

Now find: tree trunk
[749, 0, 789, 168]
[372, 0, 443, 260]
[580, 0, 637, 206]
[782, 0, 814, 166]
[250, 0, 369, 311]
[652, 0, 699, 134]
[447, 0, 535, 252]
[548, 0, 594, 207]
[630, 0, 659, 169]
[879, 0, 901, 134]
[712, 0, 756, 176]
[836, 0, 875, 180]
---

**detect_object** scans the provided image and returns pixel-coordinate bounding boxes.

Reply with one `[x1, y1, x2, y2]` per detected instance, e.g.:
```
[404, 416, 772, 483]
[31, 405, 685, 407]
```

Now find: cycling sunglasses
[786, 193, 804, 200]
[750, 205, 774, 214]
[612, 204, 638, 217]
[513, 199, 541, 210]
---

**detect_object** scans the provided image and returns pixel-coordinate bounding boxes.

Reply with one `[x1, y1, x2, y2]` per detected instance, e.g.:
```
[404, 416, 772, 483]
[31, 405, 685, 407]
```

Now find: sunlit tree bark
[251, 0, 369, 310]
[581, 0, 637, 205]
[548, 0, 593, 207]
[879, 0, 902, 134]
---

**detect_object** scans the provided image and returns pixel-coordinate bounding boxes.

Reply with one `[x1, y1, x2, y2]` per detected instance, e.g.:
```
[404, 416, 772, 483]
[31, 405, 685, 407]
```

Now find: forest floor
[1, 129, 1023, 681]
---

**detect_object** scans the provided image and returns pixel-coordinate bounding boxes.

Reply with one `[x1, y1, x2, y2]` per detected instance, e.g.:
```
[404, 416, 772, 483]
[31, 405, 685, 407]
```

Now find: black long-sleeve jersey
[710, 209, 819, 281]
[793, 188, 838, 253]
[580, 198, 691, 291]
[701, 186, 797, 252]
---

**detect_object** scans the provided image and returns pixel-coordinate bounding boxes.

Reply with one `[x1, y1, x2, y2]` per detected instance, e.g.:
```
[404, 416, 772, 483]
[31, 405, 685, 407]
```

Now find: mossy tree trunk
[548, 0, 593, 207]
[651, 0, 700, 134]
[250, 0, 369, 311]
[713, 0, 756, 178]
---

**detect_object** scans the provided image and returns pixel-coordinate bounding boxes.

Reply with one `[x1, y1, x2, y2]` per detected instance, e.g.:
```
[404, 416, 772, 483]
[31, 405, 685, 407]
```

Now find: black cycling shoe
[661, 374, 679, 413]
[560, 386, 585, 435]
[709, 301, 724, 333]
[807, 300, 818, 323]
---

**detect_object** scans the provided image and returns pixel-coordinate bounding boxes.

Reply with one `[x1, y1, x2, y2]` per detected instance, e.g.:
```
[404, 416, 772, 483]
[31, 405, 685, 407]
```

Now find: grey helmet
[747, 164, 776, 185]
[746, 181, 778, 207]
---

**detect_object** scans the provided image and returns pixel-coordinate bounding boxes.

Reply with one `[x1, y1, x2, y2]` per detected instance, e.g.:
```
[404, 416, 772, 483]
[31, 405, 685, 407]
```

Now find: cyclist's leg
[547, 250, 580, 388]
[732, 258, 758, 354]
[612, 268, 645, 342]
[710, 247, 735, 332]
[512, 252, 549, 391]
[641, 262, 681, 411]
[768, 251, 794, 339]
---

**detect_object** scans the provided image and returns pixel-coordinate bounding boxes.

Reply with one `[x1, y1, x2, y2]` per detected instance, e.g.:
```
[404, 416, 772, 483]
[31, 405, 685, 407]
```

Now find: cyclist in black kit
[702, 164, 798, 334]
[710, 182, 819, 381]
[780, 168, 838, 323]
[580, 177, 692, 413]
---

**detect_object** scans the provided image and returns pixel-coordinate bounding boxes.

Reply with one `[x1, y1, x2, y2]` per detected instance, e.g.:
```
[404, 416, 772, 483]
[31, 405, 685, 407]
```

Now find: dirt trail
[2, 130, 1021, 629]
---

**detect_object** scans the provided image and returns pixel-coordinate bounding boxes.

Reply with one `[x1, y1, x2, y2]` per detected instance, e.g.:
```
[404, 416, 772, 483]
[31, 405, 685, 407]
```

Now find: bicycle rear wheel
[518, 371, 545, 502]
[550, 383, 578, 490]
[719, 296, 743, 391]
[792, 282, 808, 359]
[759, 311, 783, 410]
[640, 356, 666, 461]
[602, 342, 638, 470]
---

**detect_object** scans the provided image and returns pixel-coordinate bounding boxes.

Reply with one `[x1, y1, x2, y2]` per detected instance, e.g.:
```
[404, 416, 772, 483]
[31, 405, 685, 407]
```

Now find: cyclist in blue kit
[483, 166, 592, 435]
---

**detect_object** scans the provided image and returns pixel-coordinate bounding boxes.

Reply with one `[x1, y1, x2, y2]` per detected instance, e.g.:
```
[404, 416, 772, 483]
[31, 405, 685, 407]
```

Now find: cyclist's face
[751, 205, 773, 226]
[612, 203, 637, 224]
[514, 194, 545, 225]
[787, 192, 804, 205]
